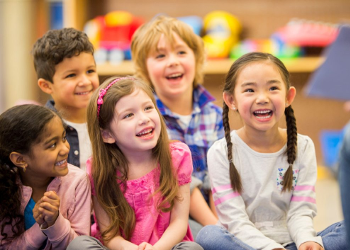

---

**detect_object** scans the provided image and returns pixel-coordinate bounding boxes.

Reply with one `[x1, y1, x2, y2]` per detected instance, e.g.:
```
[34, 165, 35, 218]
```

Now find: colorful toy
[84, 11, 144, 63]
[202, 11, 241, 58]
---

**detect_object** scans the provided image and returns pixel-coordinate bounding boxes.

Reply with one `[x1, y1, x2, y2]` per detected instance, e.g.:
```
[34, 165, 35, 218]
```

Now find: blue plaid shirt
[155, 85, 224, 184]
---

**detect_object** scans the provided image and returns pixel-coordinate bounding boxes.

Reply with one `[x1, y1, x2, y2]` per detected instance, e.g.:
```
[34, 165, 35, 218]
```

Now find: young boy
[32, 28, 99, 171]
[131, 16, 224, 237]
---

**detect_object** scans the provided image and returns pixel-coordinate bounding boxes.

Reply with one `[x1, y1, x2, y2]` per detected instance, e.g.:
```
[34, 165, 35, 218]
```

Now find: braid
[223, 102, 242, 193]
[283, 105, 298, 192]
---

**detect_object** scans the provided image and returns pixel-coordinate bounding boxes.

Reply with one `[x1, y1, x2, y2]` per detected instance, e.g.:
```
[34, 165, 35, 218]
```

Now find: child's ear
[286, 86, 297, 107]
[100, 129, 116, 144]
[38, 78, 53, 95]
[223, 92, 237, 111]
[9, 152, 28, 170]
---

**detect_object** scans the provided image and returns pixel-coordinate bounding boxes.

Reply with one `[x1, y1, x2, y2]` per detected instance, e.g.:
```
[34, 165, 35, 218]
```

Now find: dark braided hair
[0, 105, 57, 243]
[223, 52, 298, 193]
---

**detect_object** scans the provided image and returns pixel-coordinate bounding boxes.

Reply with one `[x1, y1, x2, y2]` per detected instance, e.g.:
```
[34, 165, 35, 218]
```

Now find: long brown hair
[131, 15, 205, 88]
[87, 76, 179, 241]
[223, 52, 297, 193]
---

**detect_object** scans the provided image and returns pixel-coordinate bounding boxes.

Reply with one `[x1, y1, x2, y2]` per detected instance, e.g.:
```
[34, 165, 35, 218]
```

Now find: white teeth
[55, 160, 66, 166]
[137, 129, 152, 136]
[167, 73, 182, 78]
[254, 110, 270, 114]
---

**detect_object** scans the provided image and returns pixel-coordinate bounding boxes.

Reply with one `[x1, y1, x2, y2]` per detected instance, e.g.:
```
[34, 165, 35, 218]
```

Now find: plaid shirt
[155, 85, 224, 183]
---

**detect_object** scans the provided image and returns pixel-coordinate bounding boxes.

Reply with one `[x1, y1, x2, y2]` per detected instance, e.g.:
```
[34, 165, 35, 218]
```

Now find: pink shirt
[0, 164, 92, 250]
[87, 141, 194, 245]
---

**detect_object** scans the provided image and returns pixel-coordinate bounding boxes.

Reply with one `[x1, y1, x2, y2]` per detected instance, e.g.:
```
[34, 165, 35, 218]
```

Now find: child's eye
[87, 69, 96, 74]
[123, 113, 134, 119]
[48, 143, 57, 149]
[145, 106, 154, 111]
[178, 51, 186, 55]
[270, 86, 279, 91]
[62, 135, 67, 142]
[244, 89, 254, 93]
[155, 54, 165, 59]
[65, 73, 76, 78]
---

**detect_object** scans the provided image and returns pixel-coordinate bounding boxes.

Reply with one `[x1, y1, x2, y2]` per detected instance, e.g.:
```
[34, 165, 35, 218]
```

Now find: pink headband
[97, 77, 134, 118]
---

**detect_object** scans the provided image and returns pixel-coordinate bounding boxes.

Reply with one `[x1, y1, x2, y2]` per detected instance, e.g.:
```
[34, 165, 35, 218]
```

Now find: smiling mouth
[253, 110, 273, 118]
[55, 159, 67, 166]
[166, 73, 183, 80]
[75, 90, 91, 95]
[136, 128, 154, 137]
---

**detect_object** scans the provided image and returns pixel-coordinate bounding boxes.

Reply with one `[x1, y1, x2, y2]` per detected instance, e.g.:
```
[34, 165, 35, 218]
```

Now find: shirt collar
[155, 85, 216, 117]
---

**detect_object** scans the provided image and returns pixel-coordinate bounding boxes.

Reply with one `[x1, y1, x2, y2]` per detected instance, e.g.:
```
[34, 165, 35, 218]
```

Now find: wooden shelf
[96, 57, 324, 76]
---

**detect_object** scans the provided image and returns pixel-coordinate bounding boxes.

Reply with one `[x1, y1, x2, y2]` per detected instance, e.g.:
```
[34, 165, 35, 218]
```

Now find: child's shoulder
[297, 133, 315, 152]
[169, 140, 190, 153]
[65, 164, 88, 180]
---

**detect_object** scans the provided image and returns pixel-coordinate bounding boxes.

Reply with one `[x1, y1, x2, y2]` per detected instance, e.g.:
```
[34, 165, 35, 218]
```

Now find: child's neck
[55, 103, 87, 123]
[20, 173, 53, 202]
[237, 127, 287, 153]
[160, 92, 193, 115]
[124, 151, 157, 180]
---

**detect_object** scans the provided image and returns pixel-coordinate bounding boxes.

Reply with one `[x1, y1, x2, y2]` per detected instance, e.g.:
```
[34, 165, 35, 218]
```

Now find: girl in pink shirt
[0, 104, 91, 250]
[67, 77, 203, 250]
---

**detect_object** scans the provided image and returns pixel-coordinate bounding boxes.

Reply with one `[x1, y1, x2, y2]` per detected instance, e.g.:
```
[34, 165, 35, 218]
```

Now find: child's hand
[38, 191, 60, 229]
[299, 241, 324, 250]
[33, 199, 45, 225]
[138, 242, 155, 250]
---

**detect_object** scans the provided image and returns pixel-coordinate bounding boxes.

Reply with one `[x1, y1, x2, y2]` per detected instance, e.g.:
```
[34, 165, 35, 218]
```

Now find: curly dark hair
[32, 27, 94, 83]
[0, 105, 57, 243]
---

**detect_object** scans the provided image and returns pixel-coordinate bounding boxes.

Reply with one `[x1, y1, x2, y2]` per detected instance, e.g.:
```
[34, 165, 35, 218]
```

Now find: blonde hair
[131, 15, 205, 88]
[223, 52, 297, 193]
[87, 76, 179, 241]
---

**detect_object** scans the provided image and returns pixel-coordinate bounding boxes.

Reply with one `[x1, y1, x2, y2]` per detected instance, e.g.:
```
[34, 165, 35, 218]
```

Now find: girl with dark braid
[196, 52, 346, 250]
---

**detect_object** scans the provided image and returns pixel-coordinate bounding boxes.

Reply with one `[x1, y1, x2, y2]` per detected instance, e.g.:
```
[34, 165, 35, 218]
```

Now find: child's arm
[0, 222, 47, 249]
[152, 182, 191, 250]
[287, 137, 323, 248]
[189, 187, 218, 225]
[93, 196, 138, 250]
[42, 173, 92, 249]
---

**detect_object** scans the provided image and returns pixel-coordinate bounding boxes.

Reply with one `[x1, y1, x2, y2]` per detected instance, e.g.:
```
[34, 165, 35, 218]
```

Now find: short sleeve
[170, 141, 193, 186]
[86, 157, 96, 196]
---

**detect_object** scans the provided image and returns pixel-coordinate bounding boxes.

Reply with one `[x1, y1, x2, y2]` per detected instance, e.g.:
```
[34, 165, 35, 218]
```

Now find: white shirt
[64, 120, 91, 171]
[208, 130, 323, 249]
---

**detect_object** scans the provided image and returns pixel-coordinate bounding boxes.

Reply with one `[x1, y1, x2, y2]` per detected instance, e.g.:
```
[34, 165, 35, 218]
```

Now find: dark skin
[32, 191, 60, 229]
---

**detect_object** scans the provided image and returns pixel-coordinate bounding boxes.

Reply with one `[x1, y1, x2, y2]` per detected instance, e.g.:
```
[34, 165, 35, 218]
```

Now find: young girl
[0, 104, 91, 249]
[196, 52, 347, 250]
[131, 15, 221, 235]
[67, 77, 203, 250]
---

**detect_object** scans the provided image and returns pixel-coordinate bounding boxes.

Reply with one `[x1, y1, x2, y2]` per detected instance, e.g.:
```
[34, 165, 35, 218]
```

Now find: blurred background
[0, 0, 349, 230]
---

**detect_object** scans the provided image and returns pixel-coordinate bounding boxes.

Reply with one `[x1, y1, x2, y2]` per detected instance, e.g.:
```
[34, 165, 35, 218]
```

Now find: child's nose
[60, 141, 70, 155]
[167, 54, 179, 67]
[256, 92, 269, 104]
[139, 114, 150, 125]
[78, 74, 91, 86]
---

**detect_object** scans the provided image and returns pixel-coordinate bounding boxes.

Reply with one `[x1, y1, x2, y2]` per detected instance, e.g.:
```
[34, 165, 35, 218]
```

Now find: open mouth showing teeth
[55, 159, 67, 166]
[253, 110, 273, 118]
[76, 91, 91, 95]
[166, 73, 183, 80]
[136, 129, 153, 137]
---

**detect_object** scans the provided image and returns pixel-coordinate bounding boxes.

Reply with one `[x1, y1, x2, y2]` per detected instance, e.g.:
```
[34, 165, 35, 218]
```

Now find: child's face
[50, 52, 99, 112]
[225, 61, 295, 133]
[146, 33, 196, 102]
[102, 89, 161, 158]
[23, 116, 70, 178]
